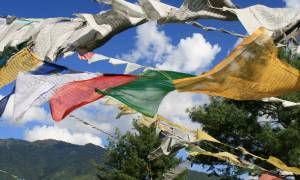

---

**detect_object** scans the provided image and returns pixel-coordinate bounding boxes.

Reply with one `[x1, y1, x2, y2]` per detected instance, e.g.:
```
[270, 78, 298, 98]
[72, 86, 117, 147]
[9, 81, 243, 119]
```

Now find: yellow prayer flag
[267, 156, 300, 175]
[190, 150, 243, 167]
[196, 129, 221, 144]
[0, 48, 42, 88]
[104, 97, 136, 118]
[174, 27, 300, 100]
[237, 146, 266, 161]
[238, 147, 300, 175]
[139, 115, 157, 128]
[157, 115, 190, 133]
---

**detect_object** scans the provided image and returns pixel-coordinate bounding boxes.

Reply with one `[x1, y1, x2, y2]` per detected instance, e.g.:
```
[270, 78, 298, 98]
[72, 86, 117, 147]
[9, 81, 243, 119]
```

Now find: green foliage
[188, 50, 300, 178]
[96, 121, 184, 180]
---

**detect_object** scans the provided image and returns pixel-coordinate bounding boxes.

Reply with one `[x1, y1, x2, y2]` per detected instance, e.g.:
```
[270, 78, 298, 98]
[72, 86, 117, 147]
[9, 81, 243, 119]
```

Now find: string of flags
[0, 0, 299, 177]
[0, 0, 297, 63]
[0, 27, 299, 170]
[78, 52, 146, 74]
[0, 0, 239, 62]
[103, 97, 300, 175]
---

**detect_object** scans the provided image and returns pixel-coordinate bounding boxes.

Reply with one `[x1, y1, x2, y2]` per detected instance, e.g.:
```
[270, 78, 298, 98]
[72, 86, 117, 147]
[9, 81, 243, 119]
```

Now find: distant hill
[0, 139, 217, 180]
[0, 139, 106, 180]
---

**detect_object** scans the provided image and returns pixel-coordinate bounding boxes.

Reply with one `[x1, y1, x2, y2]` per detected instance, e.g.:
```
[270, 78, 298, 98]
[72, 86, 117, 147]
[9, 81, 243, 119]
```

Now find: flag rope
[69, 114, 115, 138]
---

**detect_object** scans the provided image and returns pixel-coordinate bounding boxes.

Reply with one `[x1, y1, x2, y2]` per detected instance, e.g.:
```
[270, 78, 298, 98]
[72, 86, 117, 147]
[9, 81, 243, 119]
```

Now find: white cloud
[121, 21, 173, 63]
[121, 22, 221, 74]
[283, 0, 300, 8]
[24, 125, 103, 146]
[158, 92, 210, 130]
[1, 94, 51, 125]
[56, 99, 136, 138]
[157, 33, 221, 73]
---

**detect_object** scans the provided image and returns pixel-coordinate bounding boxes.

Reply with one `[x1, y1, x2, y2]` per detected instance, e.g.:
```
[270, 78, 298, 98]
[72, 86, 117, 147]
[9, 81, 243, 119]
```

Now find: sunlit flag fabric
[0, 41, 28, 68]
[174, 27, 300, 100]
[79, 52, 145, 74]
[96, 70, 194, 117]
[0, 48, 42, 89]
[13, 73, 99, 121]
[0, 0, 238, 61]
[226, 5, 300, 35]
[0, 62, 68, 118]
[259, 174, 282, 180]
[262, 97, 300, 108]
[50, 74, 139, 121]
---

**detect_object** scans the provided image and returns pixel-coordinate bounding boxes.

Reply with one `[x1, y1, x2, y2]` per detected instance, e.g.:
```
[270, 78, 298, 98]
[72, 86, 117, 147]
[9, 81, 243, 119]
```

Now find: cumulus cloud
[24, 125, 103, 146]
[157, 33, 221, 73]
[283, 0, 300, 8]
[121, 22, 173, 63]
[121, 22, 221, 74]
[158, 92, 210, 130]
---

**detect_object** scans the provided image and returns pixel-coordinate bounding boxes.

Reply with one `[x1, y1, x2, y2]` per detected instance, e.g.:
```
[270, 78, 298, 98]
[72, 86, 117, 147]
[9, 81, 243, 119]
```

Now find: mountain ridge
[0, 139, 216, 180]
[0, 138, 106, 180]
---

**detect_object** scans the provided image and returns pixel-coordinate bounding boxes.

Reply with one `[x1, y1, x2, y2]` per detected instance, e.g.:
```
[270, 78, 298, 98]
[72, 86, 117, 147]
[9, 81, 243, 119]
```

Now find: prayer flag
[14, 73, 98, 121]
[96, 70, 194, 117]
[50, 74, 138, 121]
[0, 48, 42, 88]
[0, 62, 68, 118]
[174, 27, 300, 100]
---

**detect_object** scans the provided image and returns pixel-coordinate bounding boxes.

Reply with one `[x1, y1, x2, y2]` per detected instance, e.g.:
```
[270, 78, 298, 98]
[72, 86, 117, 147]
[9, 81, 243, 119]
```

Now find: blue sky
[0, 0, 290, 145]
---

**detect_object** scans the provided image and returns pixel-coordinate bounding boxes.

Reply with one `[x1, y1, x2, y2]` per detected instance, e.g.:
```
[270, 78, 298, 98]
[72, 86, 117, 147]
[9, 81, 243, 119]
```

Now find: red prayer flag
[259, 174, 282, 180]
[50, 75, 138, 121]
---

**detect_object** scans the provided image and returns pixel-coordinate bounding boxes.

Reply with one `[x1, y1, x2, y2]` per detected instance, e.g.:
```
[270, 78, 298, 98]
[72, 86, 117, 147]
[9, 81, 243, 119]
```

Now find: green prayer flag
[96, 70, 194, 117]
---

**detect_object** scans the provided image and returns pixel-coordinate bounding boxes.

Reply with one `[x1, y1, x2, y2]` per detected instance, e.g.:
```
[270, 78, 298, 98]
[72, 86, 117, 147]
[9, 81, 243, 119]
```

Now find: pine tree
[187, 46, 300, 179]
[96, 121, 185, 180]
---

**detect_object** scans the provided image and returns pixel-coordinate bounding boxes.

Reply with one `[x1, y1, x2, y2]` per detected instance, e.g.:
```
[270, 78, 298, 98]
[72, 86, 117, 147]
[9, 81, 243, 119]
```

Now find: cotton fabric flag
[50, 74, 138, 121]
[0, 0, 238, 61]
[196, 129, 221, 144]
[96, 70, 194, 117]
[79, 52, 144, 74]
[0, 48, 42, 89]
[0, 41, 28, 68]
[174, 27, 300, 100]
[140, 0, 237, 22]
[0, 0, 146, 61]
[266, 156, 300, 175]
[189, 150, 243, 167]
[262, 97, 300, 108]
[0, 62, 68, 118]
[13, 73, 99, 121]
[103, 97, 136, 119]
[259, 174, 282, 180]
[226, 5, 300, 35]
[238, 147, 300, 175]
